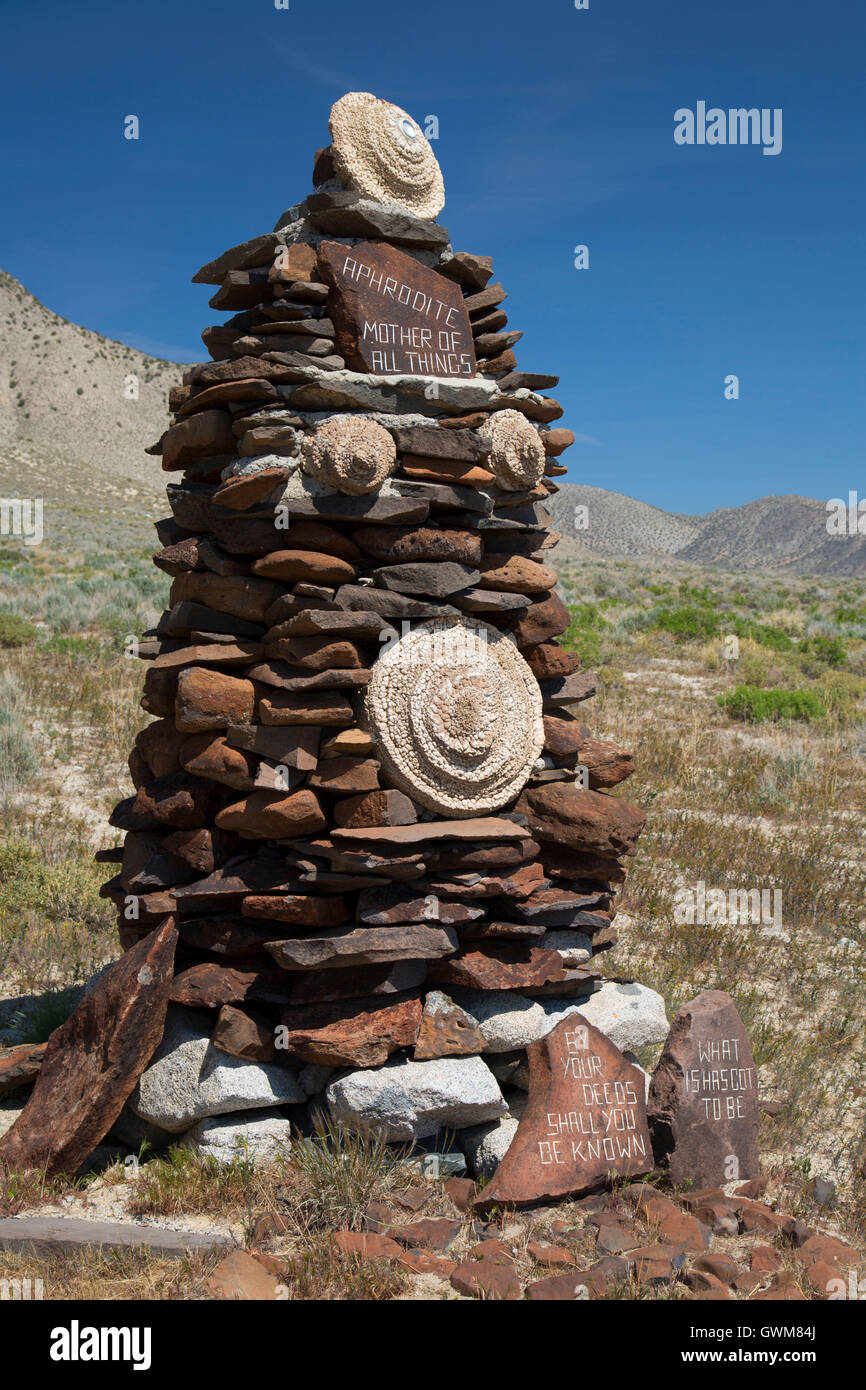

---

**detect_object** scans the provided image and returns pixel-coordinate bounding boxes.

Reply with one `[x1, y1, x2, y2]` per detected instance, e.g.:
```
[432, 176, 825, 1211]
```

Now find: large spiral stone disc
[363, 618, 544, 817]
[329, 92, 445, 219]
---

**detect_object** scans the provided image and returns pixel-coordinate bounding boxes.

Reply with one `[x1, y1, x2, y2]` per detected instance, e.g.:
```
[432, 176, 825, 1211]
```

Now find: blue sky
[1, 0, 863, 513]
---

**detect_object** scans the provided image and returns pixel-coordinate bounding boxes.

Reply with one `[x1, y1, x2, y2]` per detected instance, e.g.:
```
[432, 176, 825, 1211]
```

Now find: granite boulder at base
[324, 1055, 508, 1141]
[447, 990, 589, 1053]
[573, 982, 670, 1052]
[183, 1109, 294, 1165]
[458, 1095, 526, 1180]
[128, 1006, 305, 1132]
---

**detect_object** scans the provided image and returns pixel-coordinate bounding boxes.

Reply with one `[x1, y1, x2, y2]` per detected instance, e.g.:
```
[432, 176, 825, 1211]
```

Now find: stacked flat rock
[100, 92, 660, 1170]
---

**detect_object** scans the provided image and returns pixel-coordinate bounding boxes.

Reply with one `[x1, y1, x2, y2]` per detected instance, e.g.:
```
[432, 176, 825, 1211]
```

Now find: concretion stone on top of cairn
[84, 89, 665, 1190]
[328, 92, 445, 220]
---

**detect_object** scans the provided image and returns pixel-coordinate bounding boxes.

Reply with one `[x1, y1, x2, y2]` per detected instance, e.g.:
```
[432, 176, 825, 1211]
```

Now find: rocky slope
[0, 271, 180, 525]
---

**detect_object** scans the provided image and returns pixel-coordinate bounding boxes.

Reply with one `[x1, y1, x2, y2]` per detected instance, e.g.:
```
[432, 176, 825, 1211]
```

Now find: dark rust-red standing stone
[647, 989, 759, 1188]
[475, 1015, 652, 1209]
[317, 240, 477, 378]
[0, 919, 177, 1177]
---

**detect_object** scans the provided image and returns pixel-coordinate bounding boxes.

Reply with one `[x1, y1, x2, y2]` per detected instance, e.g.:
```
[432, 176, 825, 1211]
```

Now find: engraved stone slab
[318, 241, 476, 379]
[475, 1014, 652, 1208]
[647, 989, 759, 1188]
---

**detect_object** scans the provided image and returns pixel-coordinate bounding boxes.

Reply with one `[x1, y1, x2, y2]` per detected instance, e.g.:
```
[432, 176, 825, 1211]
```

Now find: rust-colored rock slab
[413, 991, 486, 1059]
[354, 525, 481, 567]
[525, 644, 582, 680]
[211, 1004, 277, 1061]
[177, 916, 277, 958]
[542, 716, 635, 787]
[478, 556, 557, 595]
[430, 944, 568, 992]
[516, 784, 645, 858]
[278, 995, 422, 1067]
[253, 548, 356, 586]
[176, 667, 255, 733]
[509, 592, 571, 648]
[475, 1015, 652, 1208]
[241, 894, 350, 927]
[289, 960, 428, 1007]
[169, 962, 292, 1008]
[181, 733, 255, 790]
[0, 921, 177, 1177]
[215, 788, 326, 838]
[333, 789, 418, 828]
[648, 989, 759, 1188]
[206, 1249, 284, 1300]
[265, 923, 458, 971]
[330, 817, 528, 846]
[0, 1043, 47, 1098]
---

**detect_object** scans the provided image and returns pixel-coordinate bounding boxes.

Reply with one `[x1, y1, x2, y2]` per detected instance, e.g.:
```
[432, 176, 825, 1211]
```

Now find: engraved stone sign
[317, 240, 477, 378]
[647, 989, 759, 1187]
[475, 1014, 653, 1208]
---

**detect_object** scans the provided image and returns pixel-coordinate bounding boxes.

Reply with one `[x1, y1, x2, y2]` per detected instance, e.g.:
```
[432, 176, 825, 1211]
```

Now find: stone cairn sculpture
[97, 92, 660, 1176]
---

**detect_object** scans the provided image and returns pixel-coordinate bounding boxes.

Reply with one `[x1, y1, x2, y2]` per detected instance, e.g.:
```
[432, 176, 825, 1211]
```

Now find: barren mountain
[0, 270, 181, 531]
[0, 271, 861, 574]
[550, 485, 866, 576]
[548, 484, 701, 558]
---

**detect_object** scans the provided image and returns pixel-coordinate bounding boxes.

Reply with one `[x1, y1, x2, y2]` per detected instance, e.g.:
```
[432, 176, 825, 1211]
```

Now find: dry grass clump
[276, 1242, 409, 1301]
[0, 1246, 221, 1301]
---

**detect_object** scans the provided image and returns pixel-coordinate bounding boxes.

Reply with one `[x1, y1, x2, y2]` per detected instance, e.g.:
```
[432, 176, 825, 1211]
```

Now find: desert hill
[547, 486, 865, 576]
[0, 270, 180, 525]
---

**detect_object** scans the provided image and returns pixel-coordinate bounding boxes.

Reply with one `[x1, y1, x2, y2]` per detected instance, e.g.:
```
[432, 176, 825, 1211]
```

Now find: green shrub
[732, 620, 793, 653]
[800, 634, 848, 668]
[0, 612, 38, 647]
[562, 602, 606, 666]
[39, 634, 104, 660]
[813, 670, 866, 725]
[0, 672, 39, 796]
[733, 639, 790, 688]
[0, 835, 107, 928]
[0, 547, 28, 571]
[654, 605, 720, 641]
[717, 685, 826, 724]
